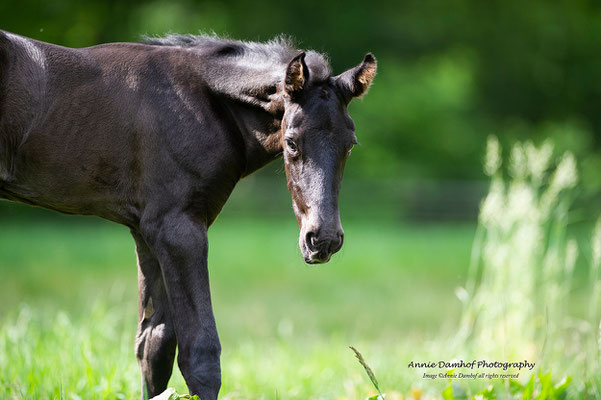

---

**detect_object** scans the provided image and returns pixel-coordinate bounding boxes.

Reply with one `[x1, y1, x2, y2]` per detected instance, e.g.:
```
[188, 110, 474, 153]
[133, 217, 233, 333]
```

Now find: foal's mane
[142, 34, 332, 107]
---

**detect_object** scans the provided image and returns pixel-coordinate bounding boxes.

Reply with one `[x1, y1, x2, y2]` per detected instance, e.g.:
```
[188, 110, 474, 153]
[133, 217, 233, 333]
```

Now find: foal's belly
[3, 116, 139, 222]
[2, 160, 135, 223]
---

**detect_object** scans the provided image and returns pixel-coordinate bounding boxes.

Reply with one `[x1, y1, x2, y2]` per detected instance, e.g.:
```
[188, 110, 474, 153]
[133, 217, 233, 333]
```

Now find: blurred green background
[1, 1, 600, 399]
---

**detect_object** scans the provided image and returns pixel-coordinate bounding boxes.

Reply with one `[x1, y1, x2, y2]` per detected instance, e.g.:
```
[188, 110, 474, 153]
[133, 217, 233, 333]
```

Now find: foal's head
[281, 52, 377, 264]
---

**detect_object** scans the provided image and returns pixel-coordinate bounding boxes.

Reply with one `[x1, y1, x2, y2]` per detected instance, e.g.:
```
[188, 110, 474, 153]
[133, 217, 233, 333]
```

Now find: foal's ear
[285, 52, 309, 96]
[335, 53, 377, 102]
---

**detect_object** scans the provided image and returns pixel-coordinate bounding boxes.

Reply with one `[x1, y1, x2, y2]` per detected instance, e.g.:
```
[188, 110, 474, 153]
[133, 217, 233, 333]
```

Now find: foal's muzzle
[302, 229, 344, 264]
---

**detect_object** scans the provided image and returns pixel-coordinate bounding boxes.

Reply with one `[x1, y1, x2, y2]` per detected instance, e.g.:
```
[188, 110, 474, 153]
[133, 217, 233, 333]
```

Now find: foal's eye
[286, 138, 298, 154]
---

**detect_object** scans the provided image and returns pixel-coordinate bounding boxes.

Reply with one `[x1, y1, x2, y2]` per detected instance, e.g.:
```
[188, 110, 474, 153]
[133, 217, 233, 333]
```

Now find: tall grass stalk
[585, 218, 601, 393]
[456, 137, 599, 386]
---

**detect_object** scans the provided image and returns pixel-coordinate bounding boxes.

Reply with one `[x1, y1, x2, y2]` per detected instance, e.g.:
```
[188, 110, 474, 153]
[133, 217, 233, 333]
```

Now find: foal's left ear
[335, 53, 377, 102]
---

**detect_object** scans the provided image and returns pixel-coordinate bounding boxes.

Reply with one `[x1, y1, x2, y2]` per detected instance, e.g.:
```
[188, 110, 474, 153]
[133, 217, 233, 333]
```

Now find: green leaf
[522, 374, 535, 400]
[554, 376, 572, 392]
[509, 378, 524, 395]
[476, 385, 495, 400]
[442, 385, 455, 400]
[536, 372, 552, 400]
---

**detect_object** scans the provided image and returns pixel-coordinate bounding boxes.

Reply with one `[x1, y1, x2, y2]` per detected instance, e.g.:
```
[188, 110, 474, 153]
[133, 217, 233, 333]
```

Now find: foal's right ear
[284, 52, 309, 97]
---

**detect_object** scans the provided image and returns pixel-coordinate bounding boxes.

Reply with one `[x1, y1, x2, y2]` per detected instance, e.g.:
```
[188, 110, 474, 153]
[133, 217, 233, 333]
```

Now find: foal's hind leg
[132, 231, 177, 399]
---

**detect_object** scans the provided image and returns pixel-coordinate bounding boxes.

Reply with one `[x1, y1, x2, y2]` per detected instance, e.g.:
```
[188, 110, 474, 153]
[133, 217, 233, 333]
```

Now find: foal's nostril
[305, 231, 319, 251]
[329, 232, 344, 253]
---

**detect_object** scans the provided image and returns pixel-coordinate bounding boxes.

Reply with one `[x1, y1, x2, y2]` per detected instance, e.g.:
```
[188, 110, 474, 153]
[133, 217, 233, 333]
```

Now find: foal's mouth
[301, 242, 333, 264]
[304, 252, 332, 264]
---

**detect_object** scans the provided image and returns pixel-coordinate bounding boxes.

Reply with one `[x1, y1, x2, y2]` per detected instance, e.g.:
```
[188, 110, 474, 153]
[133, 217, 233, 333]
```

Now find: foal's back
[0, 32, 234, 224]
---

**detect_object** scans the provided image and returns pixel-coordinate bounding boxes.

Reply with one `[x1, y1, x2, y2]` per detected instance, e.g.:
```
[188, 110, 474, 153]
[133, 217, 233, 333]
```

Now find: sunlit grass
[0, 214, 475, 399]
[448, 137, 600, 399]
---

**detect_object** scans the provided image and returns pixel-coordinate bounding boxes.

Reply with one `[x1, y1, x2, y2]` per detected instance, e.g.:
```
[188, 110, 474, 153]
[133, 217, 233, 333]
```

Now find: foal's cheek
[291, 185, 309, 220]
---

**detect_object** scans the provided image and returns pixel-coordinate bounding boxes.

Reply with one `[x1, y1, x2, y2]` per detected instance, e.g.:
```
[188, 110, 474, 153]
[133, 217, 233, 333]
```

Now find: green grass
[0, 213, 477, 399]
[4, 139, 594, 399]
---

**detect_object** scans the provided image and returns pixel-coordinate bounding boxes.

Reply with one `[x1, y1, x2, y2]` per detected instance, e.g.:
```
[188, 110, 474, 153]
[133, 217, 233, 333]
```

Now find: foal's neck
[222, 95, 284, 177]
[187, 46, 288, 175]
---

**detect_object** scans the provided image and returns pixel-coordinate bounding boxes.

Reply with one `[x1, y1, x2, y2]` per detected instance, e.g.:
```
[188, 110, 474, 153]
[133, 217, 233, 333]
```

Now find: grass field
[1, 140, 596, 399]
[0, 209, 478, 399]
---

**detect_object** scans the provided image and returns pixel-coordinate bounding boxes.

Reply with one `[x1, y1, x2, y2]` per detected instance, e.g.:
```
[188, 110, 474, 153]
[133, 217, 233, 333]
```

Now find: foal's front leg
[140, 212, 221, 400]
[132, 231, 177, 399]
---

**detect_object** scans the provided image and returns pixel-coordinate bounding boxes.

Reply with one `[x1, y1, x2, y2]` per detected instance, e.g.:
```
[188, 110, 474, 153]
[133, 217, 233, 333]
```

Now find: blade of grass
[349, 346, 384, 399]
